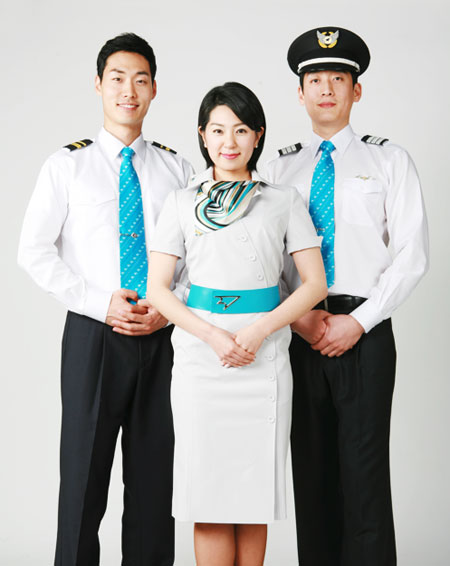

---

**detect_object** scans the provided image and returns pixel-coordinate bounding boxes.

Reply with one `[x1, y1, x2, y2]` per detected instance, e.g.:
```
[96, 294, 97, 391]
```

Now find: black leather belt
[314, 294, 367, 314]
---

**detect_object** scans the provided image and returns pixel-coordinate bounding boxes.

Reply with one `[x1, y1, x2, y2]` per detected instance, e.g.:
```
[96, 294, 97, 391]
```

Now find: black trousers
[290, 317, 397, 566]
[54, 312, 175, 566]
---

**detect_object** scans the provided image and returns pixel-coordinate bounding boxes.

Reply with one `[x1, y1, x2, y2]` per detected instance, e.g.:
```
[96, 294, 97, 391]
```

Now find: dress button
[239, 235, 248, 242]
[256, 274, 264, 281]
[268, 416, 276, 424]
[268, 395, 276, 402]
[248, 255, 257, 261]
[266, 354, 274, 361]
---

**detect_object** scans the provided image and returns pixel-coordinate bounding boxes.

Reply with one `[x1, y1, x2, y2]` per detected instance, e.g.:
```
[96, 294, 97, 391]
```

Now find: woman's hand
[205, 327, 256, 368]
[234, 321, 268, 358]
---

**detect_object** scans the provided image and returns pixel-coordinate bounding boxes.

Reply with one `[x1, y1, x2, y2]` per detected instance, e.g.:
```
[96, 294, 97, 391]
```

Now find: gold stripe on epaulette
[64, 138, 93, 151]
[152, 141, 177, 154]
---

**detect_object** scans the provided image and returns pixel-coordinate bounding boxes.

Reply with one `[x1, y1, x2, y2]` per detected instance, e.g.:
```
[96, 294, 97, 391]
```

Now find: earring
[255, 145, 258, 149]
[204, 143, 207, 148]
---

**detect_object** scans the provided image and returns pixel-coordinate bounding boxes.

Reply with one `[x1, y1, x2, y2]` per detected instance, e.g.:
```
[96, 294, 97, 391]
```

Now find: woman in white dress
[148, 82, 327, 566]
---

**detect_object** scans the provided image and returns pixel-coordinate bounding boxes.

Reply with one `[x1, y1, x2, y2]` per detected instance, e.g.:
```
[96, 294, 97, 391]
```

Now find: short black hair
[97, 33, 157, 82]
[198, 82, 266, 172]
[299, 70, 358, 89]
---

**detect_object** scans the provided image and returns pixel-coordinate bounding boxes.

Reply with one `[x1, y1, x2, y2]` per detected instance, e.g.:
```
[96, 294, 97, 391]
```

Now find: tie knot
[320, 140, 335, 154]
[121, 146, 135, 159]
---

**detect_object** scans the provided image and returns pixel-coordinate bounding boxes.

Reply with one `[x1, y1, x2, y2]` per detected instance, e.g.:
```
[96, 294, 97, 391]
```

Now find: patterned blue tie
[119, 147, 148, 299]
[309, 140, 336, 288]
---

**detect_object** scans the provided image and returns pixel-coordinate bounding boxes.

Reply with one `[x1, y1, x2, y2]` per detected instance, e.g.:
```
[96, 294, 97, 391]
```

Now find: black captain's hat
[287, 27, 370, 77]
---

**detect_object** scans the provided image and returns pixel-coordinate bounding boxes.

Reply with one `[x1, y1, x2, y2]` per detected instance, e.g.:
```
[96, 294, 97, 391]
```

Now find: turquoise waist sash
[187, 284, 280, 314]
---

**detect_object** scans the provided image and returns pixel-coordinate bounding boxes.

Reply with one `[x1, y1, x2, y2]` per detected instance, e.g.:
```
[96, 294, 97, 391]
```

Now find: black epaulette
[152, 141, 177, 154]
[361, 135, 389, 146]
[64, 139, 93, 151]
[278, 143, 302, 156]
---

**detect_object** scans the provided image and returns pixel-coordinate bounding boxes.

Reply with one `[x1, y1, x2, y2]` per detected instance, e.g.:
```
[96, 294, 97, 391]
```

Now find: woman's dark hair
[97, 33, 157, 83]
[198, 82, 266, 172]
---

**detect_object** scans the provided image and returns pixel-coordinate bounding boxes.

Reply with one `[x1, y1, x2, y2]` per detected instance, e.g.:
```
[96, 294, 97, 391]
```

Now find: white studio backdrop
[1, 0, 449, 564]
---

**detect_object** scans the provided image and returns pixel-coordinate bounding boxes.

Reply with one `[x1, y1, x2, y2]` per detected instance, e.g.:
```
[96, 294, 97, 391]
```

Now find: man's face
[95, 50, 156, 134]
[298, 70, 361, 134]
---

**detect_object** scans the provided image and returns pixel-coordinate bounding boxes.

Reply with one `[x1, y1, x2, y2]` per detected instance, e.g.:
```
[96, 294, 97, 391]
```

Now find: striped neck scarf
[194, 179, 260, 235]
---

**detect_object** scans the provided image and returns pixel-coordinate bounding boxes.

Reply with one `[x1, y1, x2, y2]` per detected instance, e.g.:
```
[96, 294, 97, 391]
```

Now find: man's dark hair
[299, 70, 358, 89]
[97, 33, 157, 82]
[198, 82, 266, 172]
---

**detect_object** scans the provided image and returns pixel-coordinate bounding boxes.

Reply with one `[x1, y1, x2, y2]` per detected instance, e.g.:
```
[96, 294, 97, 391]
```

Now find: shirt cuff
[350, 299, 384, 333]
[83, 285, 113, 323]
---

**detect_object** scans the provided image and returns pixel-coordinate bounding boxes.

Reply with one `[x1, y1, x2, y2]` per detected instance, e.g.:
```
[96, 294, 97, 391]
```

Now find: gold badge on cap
[317, 30, 339, 48]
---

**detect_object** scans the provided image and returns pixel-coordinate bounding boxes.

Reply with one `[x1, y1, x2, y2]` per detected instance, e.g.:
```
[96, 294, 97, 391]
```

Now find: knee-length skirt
[170, 308, 293, 524]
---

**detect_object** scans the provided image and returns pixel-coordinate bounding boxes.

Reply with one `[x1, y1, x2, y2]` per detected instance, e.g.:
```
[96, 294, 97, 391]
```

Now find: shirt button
[248, 254, 257, 261]
[268, 395, 276, 402]
[256, 274, 264, 281]
[266, 354, 274, 361]
[239, 235, 248, 242]
[268, 416, 276, 424]
[269, 375, 276, 381]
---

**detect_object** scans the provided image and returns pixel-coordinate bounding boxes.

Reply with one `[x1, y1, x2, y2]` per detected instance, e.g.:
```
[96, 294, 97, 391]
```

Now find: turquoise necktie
[119, 147, 148, 299]
[309, 140, 336, 288]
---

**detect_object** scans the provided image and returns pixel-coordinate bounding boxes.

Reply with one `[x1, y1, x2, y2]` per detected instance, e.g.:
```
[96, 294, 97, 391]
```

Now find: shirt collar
[97, 127, 147, 163]
[310, 124, 354, 157]
[186, 167, 214, 189]
[187, 167, 264, 194]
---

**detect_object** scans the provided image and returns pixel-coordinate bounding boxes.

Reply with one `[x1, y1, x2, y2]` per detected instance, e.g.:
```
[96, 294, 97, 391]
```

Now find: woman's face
[199, 105, 263, 181]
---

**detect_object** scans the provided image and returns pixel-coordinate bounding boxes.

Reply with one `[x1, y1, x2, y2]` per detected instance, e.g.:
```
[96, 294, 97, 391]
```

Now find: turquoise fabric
[119, 147, 148, 299]
[187, 284, 280, 314]
[309, 140, 336, 287]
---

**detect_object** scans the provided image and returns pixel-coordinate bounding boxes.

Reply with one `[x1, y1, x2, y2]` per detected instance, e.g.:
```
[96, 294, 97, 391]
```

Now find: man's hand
[106, 291, 168, 336]
[291, 309, 329, 344]
[311, 314, 364, 357]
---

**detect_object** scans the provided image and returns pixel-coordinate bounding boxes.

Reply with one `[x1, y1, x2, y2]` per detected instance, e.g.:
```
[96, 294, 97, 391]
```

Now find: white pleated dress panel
[150, 171, 321, 523]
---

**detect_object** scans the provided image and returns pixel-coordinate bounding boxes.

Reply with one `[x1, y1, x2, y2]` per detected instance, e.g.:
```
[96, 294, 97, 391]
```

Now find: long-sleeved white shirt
[18, 127, 193, 322]
[263, 124, 429, 332]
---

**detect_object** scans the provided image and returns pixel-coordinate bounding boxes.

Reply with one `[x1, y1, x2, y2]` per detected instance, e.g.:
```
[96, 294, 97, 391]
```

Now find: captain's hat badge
[317, 30, 339, 48]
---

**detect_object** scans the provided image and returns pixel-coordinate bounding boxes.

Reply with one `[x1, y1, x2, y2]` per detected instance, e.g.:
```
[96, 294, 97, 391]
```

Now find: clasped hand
[106, 289, 168, 336]
[206, 323, 267, 368]
[291, 310, 364, 357]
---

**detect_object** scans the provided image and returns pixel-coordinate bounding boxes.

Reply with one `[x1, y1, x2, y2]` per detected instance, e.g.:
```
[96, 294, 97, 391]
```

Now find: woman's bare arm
[234, 247, 327, 354]
[147, 251, 255, 367]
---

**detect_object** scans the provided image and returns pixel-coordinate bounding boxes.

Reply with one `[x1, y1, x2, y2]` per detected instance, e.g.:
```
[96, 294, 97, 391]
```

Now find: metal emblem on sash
[215, 296, 241, 310]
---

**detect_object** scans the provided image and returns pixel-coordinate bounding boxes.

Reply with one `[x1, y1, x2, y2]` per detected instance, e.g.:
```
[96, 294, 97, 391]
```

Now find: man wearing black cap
[264, 26, 429, 566]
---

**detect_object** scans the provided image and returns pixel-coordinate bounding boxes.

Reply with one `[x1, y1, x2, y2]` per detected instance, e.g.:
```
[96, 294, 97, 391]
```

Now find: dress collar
[97, 127, 147, 163]
[187, 167, 275, 194]
[310, 124, 354, 157]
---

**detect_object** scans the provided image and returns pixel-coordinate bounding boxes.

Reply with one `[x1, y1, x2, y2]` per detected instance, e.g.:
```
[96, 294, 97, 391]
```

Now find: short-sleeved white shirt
[151, 168, 321, 291]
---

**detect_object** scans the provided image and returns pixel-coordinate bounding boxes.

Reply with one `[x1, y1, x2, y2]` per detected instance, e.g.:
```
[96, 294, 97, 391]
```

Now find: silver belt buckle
[323, 297, 329, 312]
[215, 295, 240, 311]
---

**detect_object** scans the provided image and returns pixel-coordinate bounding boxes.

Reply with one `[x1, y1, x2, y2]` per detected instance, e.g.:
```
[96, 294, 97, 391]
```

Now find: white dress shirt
[18, 128, 193, 322]
[263, 124, 429, 332]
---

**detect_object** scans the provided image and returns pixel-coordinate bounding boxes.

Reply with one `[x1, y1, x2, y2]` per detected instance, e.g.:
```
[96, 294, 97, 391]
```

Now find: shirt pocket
[69, 181, 117, 206]
[339, 178, 383, 227]
[68, 181, 118, 237]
